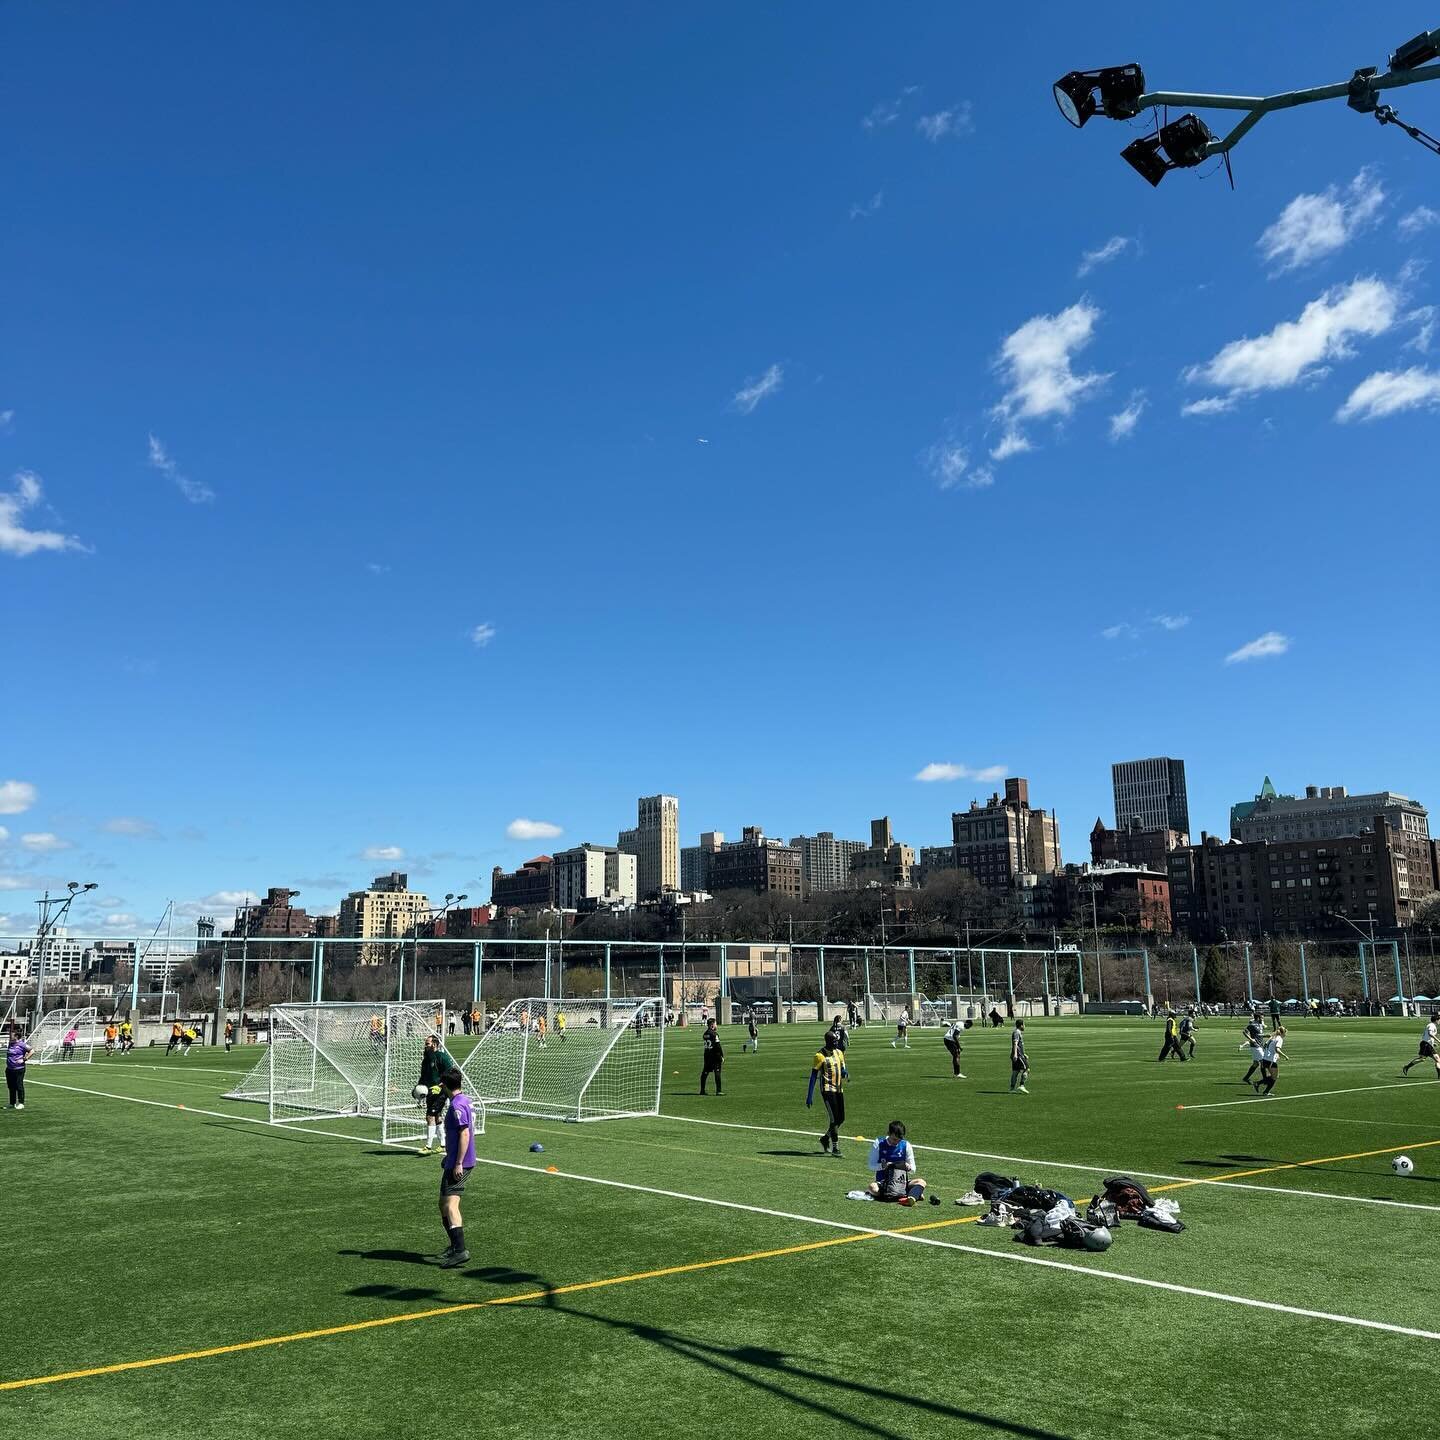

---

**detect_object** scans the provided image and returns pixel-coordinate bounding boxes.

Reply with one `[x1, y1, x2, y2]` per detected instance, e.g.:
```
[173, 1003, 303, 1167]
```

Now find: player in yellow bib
[806, 1034, 848, 1157]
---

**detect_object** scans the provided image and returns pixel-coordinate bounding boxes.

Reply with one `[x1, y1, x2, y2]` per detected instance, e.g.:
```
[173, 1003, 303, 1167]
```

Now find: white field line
[26, 1077, 1440, 1340]
[469, 1154, 1440, 1343]
[1179, 1080, 1430, 1111]
[665, 1114, 1440, 1214]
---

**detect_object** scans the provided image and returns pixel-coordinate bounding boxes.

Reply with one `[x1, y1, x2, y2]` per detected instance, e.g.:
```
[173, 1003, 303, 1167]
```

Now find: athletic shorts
[1419, 1041, 1436, 1058]
[822, 1091, 845, 1128]
[1247, 1045, 1264, 1063]
[440, 1167, 471, 1198]
[1011, 1058, 1027, 1072]
[425, 1091, 447, 1119]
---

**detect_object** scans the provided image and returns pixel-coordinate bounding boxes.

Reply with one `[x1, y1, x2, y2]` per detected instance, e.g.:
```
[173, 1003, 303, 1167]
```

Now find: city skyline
[5, 6, 1438, 935]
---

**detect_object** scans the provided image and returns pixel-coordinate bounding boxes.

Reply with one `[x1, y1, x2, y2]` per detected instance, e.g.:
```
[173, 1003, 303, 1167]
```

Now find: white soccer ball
[1393, 1155, 1415, 1176]
[412, 1083, 428, 1100]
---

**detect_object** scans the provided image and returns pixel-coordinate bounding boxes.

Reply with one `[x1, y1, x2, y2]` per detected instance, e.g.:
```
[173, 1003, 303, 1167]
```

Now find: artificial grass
[4, 1015, 1434, 1438]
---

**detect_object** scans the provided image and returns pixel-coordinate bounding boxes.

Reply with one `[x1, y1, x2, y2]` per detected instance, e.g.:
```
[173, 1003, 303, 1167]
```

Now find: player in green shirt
[417, 1034, 456, 1155]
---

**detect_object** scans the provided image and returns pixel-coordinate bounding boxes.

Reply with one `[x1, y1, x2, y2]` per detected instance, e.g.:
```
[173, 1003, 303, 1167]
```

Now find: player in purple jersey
[437, 1070, 476, 1268]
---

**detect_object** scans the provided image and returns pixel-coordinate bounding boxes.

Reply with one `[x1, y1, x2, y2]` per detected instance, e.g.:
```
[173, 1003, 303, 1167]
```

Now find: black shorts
[425, 1091, 447, 1119]
[822, 1091, 845, 1128]
[440, 1166, 471, 1198]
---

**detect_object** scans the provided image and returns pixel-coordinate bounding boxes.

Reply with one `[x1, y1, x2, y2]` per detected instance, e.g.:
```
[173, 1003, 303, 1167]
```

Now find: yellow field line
[1148, 1136, 1440, 1191]
[0, 1212, 978, 1393]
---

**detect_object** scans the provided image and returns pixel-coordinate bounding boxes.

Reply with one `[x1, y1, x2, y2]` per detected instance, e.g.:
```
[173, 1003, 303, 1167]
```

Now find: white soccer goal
[462, 996, 663, 1122]
[225, 1001, 460, 1146]
[29, 1007, 98, 1064]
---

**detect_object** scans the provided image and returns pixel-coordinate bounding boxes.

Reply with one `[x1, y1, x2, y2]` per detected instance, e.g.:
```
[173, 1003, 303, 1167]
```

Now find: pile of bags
[968, 1172, 1185, 1252]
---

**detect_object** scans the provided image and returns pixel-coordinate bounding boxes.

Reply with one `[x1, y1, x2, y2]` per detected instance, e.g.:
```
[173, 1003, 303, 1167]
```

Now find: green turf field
[5, 1015, 1437, 1438]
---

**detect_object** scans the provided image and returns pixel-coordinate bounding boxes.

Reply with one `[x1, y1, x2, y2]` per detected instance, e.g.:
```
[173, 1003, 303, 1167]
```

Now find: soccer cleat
[418, 1145, 432, 1155]
[14, 1103, 23, 1110]
[438, 1249, 470, 1269]
[820, 1136, 830, 1153]
[1015, 1086, 1028, 1094]
[955, 1072, 966, 1079]
[897, 1195, 916, 1207]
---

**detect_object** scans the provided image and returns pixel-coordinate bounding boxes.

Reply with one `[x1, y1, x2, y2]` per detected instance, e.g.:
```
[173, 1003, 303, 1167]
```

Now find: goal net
[29, 1007, 98, 1064]
[226, 1001, 458, 1145]
[462, 997, 663, 1122]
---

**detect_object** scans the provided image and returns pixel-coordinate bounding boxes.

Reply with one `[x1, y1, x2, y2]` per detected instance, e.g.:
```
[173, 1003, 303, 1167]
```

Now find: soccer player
[103, 1022, 117, 1056]
[555, 1008, 567, 1042]
[1402, 1015, 1440, 1078]
[743, 1009, 759, 1053]
[6, 1029, 33, 1109]
[119, 1019, 133, 1053]
[1180, 1008, 1198, 1060]
[1009, 1019, 1029, 1093]
[417, 1034, 456, 1154]
[60, 1027, 78, 1061]
[535, 1014, 547, 1048]
[1255, 1026, 1286, 1095]
[806, 1034, 848, 1155]
[699, 1017, 724, 1095]
[181, 1024, 198, 1056]
[224, 1019, 234, 1052]
[166, 1022, 182, 1057]
[866, 1120, 926, 1206]
[436, 1069, 475, 1268]
[942, 1019, 966, 1078]
[1157, 1011, 1186, 1063]
[826, 1014, 849, 1054]
[1240, 1015, 1266, 1086]
[891, 1008, 911, 1050]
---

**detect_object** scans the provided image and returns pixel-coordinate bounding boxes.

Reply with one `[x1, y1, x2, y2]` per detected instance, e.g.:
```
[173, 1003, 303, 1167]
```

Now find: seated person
[866, 1119, 927, 1207]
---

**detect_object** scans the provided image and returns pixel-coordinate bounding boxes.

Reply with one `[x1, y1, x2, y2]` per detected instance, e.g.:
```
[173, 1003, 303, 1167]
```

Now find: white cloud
[507, 818, 562, 841]
[1399, 205, 1440, 239]
[20, 833, 68, 852]
[922, 440, 992, 492]
[366, 561, 391, 575]
[916, 104, 973, 142]
[0, 781, 38, 815]
[989, 301, 1108, 454]
[861, 86, 919, 130]
[1078, 235, 1132, 277]
[988, 431, 1032, 461]
[1258, 170, 1384, 272]
[0, 826, 7, 842]
[915, 762, 1006, 783]
[1183, 278, 1398, 408]
[0, 471, 86, 558]
[1180, 395, 1238, 417]
[1153, 613, 1190, 631]
[849, 190, 884, 221]
[173, 890, 259, 923]
[103, 816, 157, 837]
[1335, 366, 1440, 422]
[1108, 391, 1147, 441]
[0, 410, 13, 430]
[362, 844, 405, 862]
[147, 434, 215, 504]
[732, 363, 784, 414]
[1225, 631, 1291, 664]
[470, 622, 497, 647]
[1101, 623, 1136, 641]
[1407, 307, 1436, 354]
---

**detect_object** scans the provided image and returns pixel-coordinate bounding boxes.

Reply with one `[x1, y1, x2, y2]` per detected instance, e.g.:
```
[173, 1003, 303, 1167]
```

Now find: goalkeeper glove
[429, 1085, 442, 1096]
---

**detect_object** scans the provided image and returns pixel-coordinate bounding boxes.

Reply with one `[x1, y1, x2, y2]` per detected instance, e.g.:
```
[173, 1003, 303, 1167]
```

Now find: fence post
[907, 947, 916, 1000]
[863, 949, 872, 1021]
[1142, 948, 1152, 1009]
[1392, 942, 1405, 1010]
[1075, 948, 1085, 1013]
[1042, 947, 1052, 1015]
[1005, 950, 1014, 1015]
[1299, 943, 1309, 1009]
[314, 940, 325, 1003]
[818, 946, 826, 1014]
[1243, 943, 1254, 1006]
[979, 950, 988, 1005]
[604, 943, 612, 1002]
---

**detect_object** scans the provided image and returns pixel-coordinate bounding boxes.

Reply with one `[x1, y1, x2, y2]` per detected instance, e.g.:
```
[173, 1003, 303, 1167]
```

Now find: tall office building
[681, 831, 724, 893]
[942, 777, 1062, 890]
[706, 827, 802, 898]
[618, 794, 679, 900]
[552, 844, 638, 910]
[1230, 780, 1430, 846]
[848, 818, 916, 889]
[788, 831, 866, 894]
[337, 872, 431, 962]
[1112, 757, 1190, 835]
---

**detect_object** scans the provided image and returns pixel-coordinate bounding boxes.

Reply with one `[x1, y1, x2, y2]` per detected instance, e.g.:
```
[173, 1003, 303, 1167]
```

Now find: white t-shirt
[1423, 1022, 1437, 1047]
[1263, 1035, 1283, 1063]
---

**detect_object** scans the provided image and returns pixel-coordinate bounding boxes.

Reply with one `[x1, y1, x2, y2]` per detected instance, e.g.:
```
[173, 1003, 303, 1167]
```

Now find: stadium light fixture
[1054, 25, 1440, 183]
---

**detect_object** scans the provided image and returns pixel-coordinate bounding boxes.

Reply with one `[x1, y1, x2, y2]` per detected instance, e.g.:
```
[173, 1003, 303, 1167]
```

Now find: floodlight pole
[1137, 59, 1440, 158]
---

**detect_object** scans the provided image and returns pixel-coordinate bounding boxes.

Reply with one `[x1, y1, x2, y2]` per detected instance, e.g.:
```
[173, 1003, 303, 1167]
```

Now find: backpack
[1086, 1197, 1121, 1228]
[1005, 1185, 1071, 1213]
[1101, 1175, 1154, 1218]
[974, 1171, 1019, 1201]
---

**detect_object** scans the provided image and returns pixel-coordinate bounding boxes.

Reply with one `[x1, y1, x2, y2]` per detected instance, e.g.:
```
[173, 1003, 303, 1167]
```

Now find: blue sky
[4, 3, 1438, 935]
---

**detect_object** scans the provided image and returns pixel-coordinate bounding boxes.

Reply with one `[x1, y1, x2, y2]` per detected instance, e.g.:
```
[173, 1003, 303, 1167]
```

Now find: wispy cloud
[0, 781, 38, 815]
[1258, 170, 1384, 272]
[470, 622, 497, 647]
[361, 844, 405, 862]
[1183, 277, 1398, 412]
[1101, 623, 1137, 641]
[1335, 366, 1440, 422]
[20, 832, 69, 852]
[988, 431, 1032, 461]
[922, 439, 992, 492]
[1407, 306, 1436, 354]
[1180, 395, 1238, 417]
[103, 816, 157, 837]
[848, 190, 884, 221]
[1, 471, 86, 558]
[861, 86, 919, 130]
[732, 363, 784, 414]
[1226, 631, 1290, 664]
[0, 410, 13, 431]
[365, 561, 391, 575]
[914, 762, 1007, 784]
[916, 104, 973, 142]
[507, 818, 562, 841]
[1399, 205, 1440, 239]
[147, 434, 215, 504]
[1104, 614, 1188, 641]
[1153, 613, 1190, 631]
[989, 301, 1109, 456]
[1078, 235, 1132, 277]
[1109, 391, 1147, 441]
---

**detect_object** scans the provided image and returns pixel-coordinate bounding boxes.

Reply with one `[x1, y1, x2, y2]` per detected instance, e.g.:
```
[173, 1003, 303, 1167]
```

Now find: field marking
[1178, 1080, 1434, 1110]
[1177, 1138, 1440, 1186]
[667, 1114, 1440, 1214]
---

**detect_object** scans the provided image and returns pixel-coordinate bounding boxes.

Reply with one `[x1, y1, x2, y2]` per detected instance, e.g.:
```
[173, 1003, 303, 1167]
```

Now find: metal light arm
[1137, 59, 1440, 156]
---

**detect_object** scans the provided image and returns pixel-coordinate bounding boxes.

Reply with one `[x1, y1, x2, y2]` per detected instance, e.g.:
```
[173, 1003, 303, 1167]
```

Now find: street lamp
[33, 881, 98, 1019]
[1055, 27, 1440, 182]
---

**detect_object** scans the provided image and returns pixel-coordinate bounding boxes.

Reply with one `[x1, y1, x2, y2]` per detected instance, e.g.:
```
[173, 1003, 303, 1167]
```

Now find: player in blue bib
[866, 1120, 927, 1206]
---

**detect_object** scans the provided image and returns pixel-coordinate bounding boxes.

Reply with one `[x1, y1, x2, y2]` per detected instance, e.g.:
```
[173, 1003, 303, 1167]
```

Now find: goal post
[225, 1000, 464, 1145]
[29, 1007, 98, 1064]
[461, 996, 663, 1122]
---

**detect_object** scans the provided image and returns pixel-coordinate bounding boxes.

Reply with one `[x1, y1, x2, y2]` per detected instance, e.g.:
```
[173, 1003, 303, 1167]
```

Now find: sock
[908, 1183, 924, 1201]
[449, 1225, 465, 1252]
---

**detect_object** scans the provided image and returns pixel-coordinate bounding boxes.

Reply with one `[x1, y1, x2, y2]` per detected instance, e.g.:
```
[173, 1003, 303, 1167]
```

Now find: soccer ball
[1393, 1155, 1415, 1176]
[412, 1083, 428, 1100]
